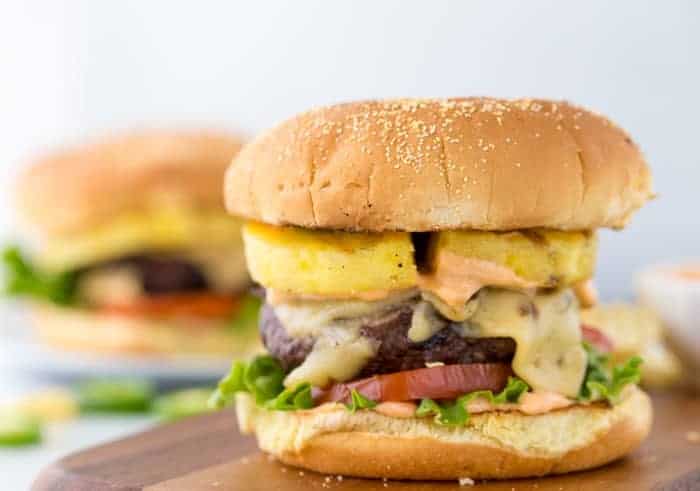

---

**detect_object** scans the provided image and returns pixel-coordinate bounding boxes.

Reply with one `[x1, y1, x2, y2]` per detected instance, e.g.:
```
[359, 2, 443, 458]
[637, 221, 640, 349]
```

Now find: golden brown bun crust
[235, 386, 652, 480]
[30, 303, 260, 358]
[19, 130, 244, 235]
[226, 98, 652, 232]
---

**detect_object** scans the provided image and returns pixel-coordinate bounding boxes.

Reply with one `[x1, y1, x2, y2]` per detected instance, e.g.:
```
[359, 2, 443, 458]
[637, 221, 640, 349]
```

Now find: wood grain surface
[33, 392, 700, 491]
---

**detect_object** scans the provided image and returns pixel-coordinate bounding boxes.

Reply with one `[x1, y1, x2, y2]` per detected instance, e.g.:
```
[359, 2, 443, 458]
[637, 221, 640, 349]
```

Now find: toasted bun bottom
[235, 386, 652, 480]
[30, 303, 260, 357]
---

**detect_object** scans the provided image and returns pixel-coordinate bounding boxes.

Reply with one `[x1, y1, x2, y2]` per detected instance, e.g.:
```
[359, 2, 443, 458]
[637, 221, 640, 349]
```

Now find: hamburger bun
[225, 98, 652, 232]
[235, 386, 652, 480]
[19, 130, 244, 235]
[30, 302, 260, 357]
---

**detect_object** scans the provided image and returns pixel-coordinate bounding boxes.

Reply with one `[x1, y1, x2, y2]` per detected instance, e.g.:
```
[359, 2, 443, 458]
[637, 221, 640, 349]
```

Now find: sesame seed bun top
[225, 98, 652, 232]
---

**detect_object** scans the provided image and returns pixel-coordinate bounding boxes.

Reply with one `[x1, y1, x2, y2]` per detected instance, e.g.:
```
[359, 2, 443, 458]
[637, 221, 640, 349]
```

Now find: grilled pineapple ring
[243, 223, 596, 297]
[40, 207, 245, 273]
[431, 230, 596, 287]
[242, 223, 418, 297]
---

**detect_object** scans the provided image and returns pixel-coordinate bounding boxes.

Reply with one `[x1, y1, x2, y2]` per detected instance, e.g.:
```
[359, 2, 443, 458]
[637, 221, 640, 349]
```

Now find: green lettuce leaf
[209, 355, 313, 411]
[579, 343, 642, 404]
[243, 355, 286, 404]
[345, 389, 378, 413]
[209, 355, 289, 409]
[490, 377, 529, 404]
[578, 342, 609, 400]
[2, 246, 78, 305]
[416, 397, 468, 425]
[209, 360, 247, 409]
[265, 383, 314, 411]
[416, 377, 530, 426]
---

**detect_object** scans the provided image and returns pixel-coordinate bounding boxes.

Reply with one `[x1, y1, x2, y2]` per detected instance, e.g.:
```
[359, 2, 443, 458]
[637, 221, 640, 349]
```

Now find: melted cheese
[283, 326, 377, 388]
[407, 300, 447, 342]
[417, 252, 537, 314]
[272, 286, 586, 397]
[419, 291, 480, 322]
[76, 249, 249, 307]
[465, 288, 586, 397]
[278, 292, 420, 387]
[77, 266, 143, 306]
[272, 290, 417, 338]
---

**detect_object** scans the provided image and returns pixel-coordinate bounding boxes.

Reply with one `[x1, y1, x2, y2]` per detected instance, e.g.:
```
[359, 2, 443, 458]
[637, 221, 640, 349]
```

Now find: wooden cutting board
[33, 392, 700, 491]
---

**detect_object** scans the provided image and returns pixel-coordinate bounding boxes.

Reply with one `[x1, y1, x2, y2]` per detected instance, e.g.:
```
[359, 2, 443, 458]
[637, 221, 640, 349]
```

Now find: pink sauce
[466, 391, 572, 416]
[675, 268, 700, 281]
[312, 392, 573, 418]
[417, 252, 537, 309]
[373, 402, 418, 419]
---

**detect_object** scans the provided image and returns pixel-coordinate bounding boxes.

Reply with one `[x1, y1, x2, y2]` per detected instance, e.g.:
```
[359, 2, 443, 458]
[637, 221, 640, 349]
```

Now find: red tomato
[100, 293, 240, 320]
[581, 324, 614, 353]
[315, 363, 513, 404]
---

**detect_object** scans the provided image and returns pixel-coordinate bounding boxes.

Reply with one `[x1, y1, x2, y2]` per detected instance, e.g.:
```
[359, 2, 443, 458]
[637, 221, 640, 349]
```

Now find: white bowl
[637, 262, 700, 391]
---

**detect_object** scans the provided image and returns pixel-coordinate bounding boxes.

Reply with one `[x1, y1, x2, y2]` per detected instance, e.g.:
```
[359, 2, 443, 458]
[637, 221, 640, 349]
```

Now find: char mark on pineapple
[259, 301, 516, 378]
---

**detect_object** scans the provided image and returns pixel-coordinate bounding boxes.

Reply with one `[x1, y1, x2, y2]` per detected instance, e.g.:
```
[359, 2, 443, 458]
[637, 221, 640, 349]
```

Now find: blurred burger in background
[3, 130, 260, 358]
[581, 303, 683, 388]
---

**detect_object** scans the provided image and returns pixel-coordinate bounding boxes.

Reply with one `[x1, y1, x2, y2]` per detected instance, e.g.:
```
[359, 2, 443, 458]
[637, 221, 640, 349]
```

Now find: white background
[0, 1, 699, 487]
[2, 1, 698, 301]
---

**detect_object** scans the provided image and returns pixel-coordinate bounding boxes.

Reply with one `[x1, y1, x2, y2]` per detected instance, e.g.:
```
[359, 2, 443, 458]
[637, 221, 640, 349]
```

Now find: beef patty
[93, 256, 209, 295]
[260, 302, 516, 377]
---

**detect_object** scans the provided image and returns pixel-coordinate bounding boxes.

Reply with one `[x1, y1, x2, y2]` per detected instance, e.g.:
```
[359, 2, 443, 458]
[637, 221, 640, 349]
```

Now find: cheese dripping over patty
[274, 287, 586, 397]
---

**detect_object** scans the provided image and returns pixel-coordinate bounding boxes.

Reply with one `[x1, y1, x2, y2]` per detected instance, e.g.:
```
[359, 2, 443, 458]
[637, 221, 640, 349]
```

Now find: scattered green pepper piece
[153, 388, 214, 421]
[77, 379, 154, 413]
[0, 411, 42, 446]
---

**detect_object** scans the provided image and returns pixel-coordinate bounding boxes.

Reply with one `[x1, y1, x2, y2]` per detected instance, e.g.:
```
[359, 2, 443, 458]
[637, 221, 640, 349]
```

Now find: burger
[211, 98, 654, 480]
[4, 130, 260, 357]
[581, 303, 682, 388]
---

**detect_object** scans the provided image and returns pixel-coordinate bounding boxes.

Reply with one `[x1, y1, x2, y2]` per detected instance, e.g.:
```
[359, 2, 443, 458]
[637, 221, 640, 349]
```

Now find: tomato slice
[99, 293, 240, 320]
[581, 324, 614, 353]
[315, 363, 513, 405]
[316, 326, 611, 405]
